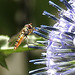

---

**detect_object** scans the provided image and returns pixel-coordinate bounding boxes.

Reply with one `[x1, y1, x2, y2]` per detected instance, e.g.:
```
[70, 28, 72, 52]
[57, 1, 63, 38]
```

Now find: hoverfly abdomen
[14, 34, 24, 50]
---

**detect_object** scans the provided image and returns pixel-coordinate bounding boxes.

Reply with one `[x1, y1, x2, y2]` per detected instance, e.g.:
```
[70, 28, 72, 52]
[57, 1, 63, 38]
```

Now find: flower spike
[49, 1, 63, 11]
[43, 11, 59, 21]
[33, 31, 49, 39]
[60, 0, 73, 10]
[41, 25, 59, 31]
[29, 0, 75, 75]
[29, 67, 47, 74]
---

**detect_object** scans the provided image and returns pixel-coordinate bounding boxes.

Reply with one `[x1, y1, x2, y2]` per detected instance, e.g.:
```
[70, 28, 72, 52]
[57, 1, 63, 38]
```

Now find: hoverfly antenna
[29, 23, 32, 25]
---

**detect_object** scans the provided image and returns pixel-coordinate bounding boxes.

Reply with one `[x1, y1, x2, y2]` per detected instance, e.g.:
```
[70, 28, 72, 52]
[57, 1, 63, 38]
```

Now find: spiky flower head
[29, 0, 75, 75]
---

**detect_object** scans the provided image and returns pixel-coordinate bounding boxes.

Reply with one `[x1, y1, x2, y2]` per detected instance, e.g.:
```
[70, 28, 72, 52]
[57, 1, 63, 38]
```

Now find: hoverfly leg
[33, 27, 41, 32]
[33, 27, 36, 31]
[26, 36, 29, 47]
[23, 36, 29, 47]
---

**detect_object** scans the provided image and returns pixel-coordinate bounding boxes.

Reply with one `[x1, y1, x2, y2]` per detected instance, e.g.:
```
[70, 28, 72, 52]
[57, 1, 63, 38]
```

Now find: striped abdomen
[14, 34, 24, 50]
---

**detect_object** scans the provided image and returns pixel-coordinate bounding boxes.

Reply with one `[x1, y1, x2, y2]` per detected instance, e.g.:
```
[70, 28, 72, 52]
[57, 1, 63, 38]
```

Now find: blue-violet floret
[29, 0, 75, 75]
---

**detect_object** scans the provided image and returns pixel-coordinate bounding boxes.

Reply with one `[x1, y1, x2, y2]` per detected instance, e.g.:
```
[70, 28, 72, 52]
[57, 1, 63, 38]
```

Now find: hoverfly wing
[8, 33, 20, 47]
[8, 32, 20, 43]
[8, 29, 23, 47]
[8, 27, 24, 43]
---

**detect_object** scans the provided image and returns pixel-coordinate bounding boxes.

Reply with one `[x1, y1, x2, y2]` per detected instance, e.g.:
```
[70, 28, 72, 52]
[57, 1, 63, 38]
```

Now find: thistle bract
[29, 0, 75, 75]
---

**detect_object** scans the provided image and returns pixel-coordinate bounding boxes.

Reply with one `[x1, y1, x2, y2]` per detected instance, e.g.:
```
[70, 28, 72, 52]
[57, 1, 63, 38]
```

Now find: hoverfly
[9, 23, 35, 50]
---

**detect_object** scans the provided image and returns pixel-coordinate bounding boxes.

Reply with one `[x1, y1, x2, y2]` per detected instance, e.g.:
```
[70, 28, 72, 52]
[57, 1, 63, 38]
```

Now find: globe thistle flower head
[29, 0, 75, 75]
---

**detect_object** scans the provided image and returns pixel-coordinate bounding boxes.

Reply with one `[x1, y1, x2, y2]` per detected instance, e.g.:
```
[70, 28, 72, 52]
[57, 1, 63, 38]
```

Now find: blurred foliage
[0, 35, 44, 69]
[0, 0, 65, 36]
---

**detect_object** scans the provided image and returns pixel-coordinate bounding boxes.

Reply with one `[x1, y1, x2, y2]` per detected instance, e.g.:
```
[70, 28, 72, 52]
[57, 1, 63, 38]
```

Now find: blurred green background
[0, 0, 66, 75]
